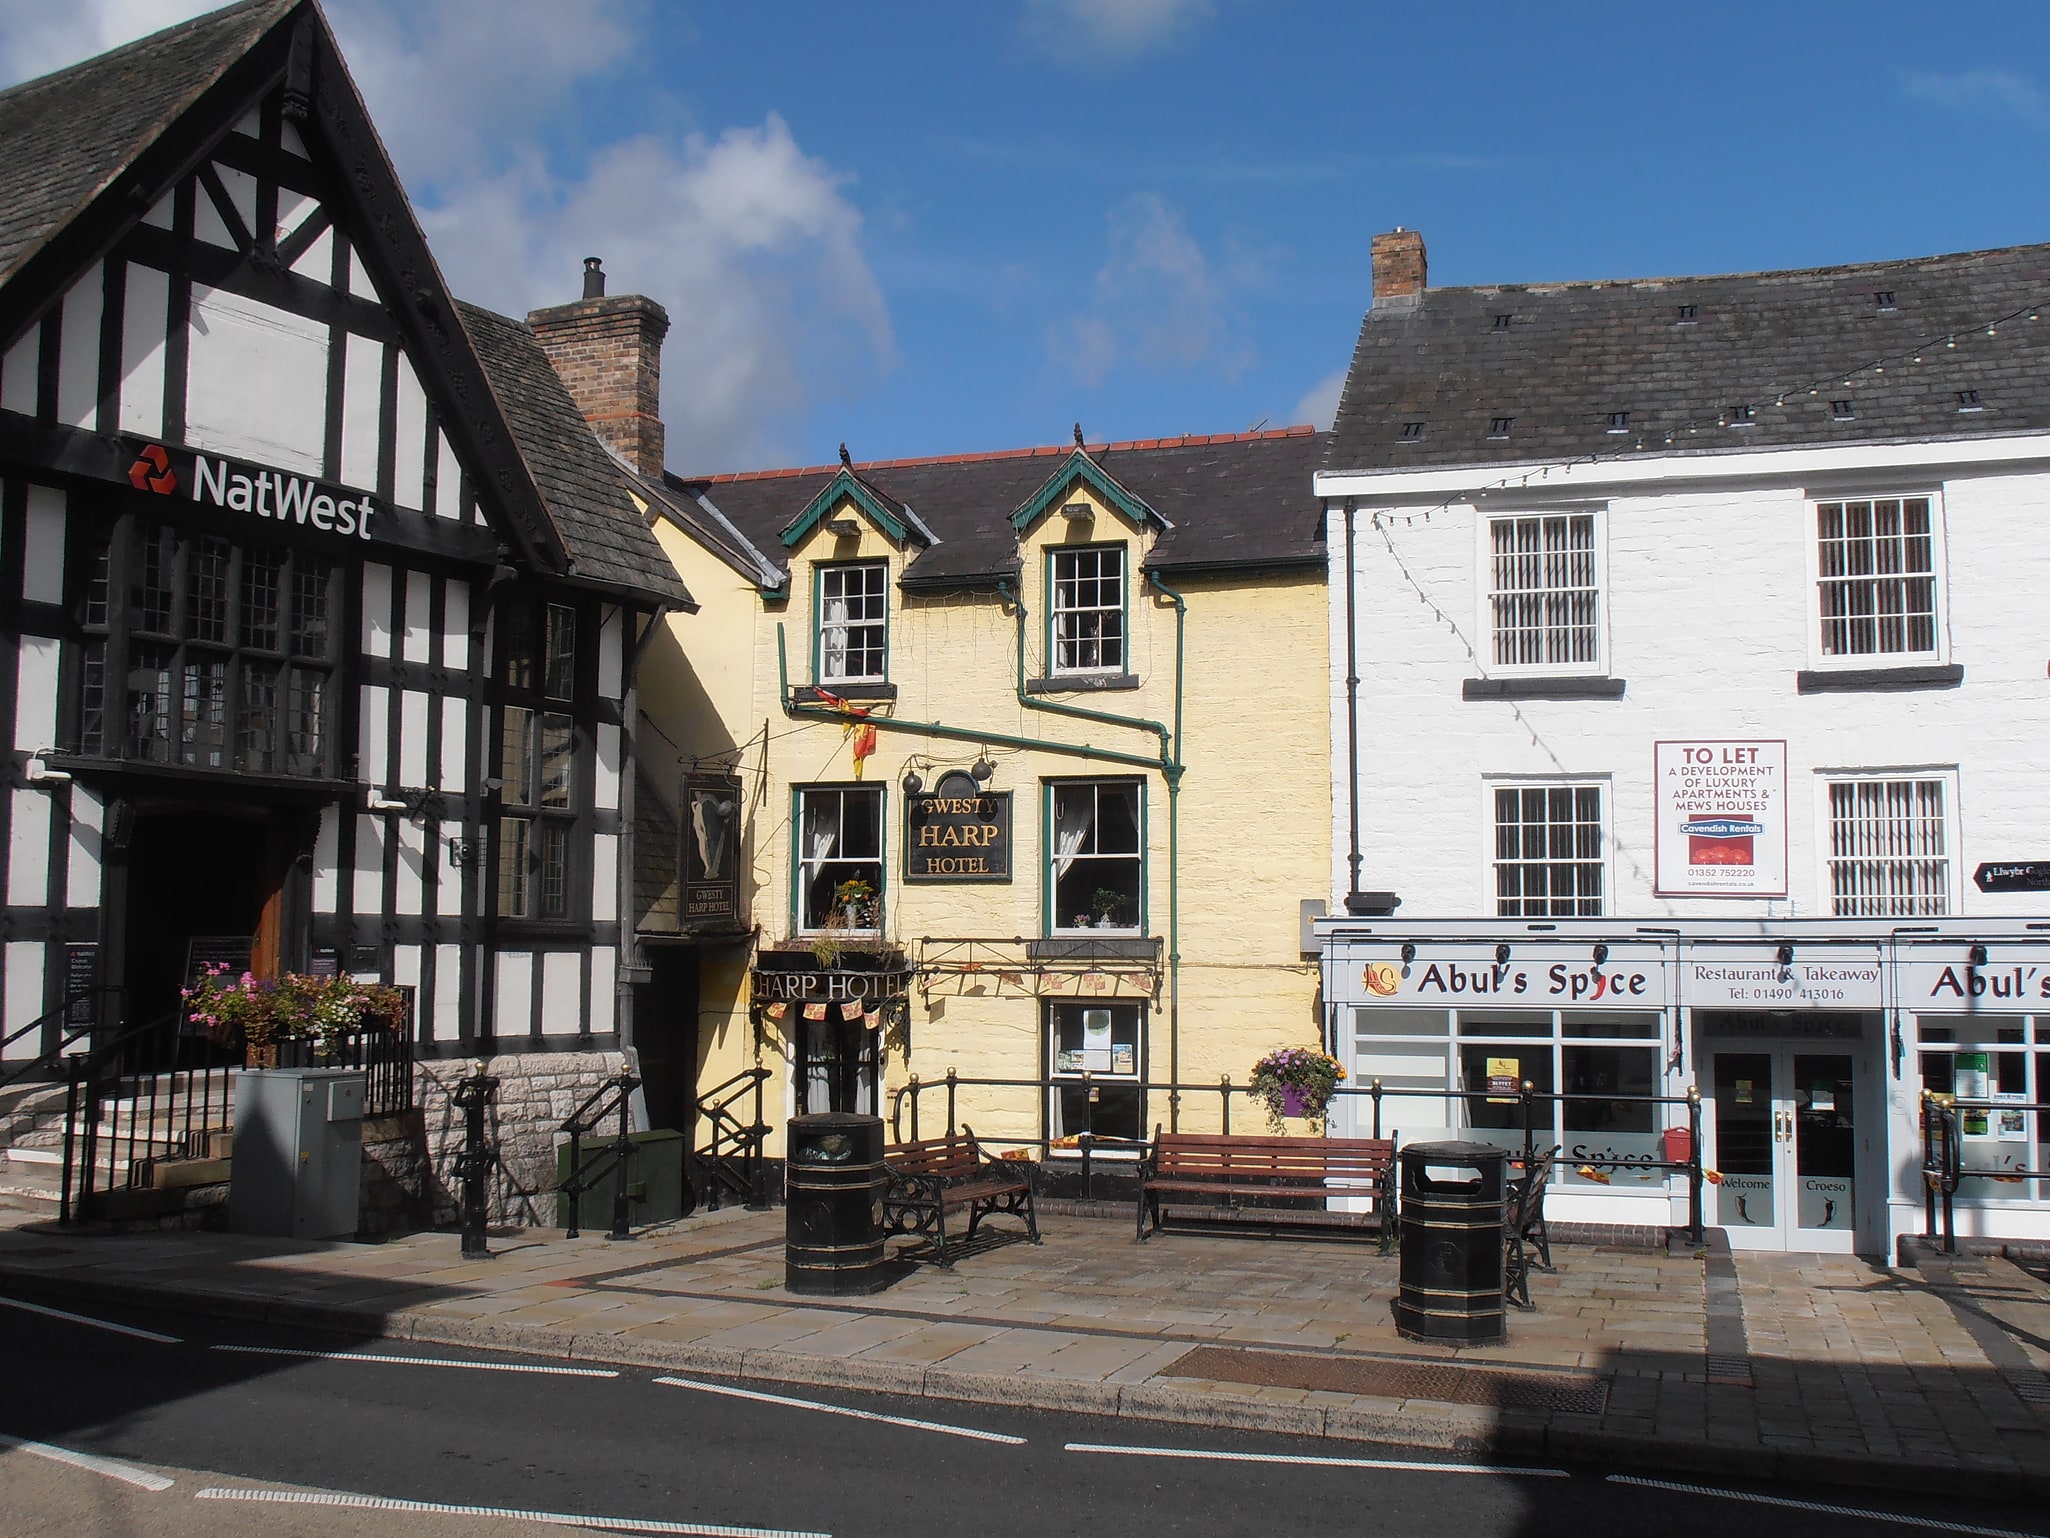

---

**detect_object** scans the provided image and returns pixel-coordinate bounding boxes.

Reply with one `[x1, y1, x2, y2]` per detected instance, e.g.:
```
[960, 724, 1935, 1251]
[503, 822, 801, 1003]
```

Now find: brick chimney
[527, 257, 670, 478]
[1371, 227, 1427, 306]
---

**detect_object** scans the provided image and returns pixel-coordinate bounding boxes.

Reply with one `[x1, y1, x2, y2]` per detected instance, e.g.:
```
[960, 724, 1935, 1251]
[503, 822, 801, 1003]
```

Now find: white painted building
[1316, 228, 2050, 1256]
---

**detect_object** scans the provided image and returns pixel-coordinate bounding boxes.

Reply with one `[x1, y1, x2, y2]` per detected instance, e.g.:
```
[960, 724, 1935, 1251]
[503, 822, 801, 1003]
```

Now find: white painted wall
[1329, 452, 2050, 922]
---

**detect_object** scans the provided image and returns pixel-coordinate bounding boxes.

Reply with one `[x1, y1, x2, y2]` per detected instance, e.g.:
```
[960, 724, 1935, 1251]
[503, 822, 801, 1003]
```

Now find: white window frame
[1473, 506, 1607, 676]
[816, 562, 888, 684]
[1484, 776, 1610, 918]
[795, 783, 886, 936]
[1813, 768, 1959, 919]
[1802, 488, 1949, 670]
[1049, 544, 1127, 677]
[1047, 778, 1144, 936]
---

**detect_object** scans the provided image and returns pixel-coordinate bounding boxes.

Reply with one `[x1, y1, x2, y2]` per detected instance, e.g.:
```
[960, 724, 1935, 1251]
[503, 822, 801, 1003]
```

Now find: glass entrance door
[1709, 1045, 1861, 1251]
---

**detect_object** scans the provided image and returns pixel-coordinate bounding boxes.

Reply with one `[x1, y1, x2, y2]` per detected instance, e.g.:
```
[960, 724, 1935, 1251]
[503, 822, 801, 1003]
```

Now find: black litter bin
[785, 1113, 894, 1296]
[1393, 1140, 1508, 1345]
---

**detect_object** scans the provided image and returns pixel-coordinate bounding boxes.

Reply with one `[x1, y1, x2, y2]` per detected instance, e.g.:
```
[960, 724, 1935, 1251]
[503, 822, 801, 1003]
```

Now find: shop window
[1814, 496, 1941, 660]
[1824, 774, 1952, 917]
[75, 520, 335, 777]
[1485, 512, 1601, 670]
[1049, 545, 1125, 675]
[797, 785, 884, 933]
[817, 563, 887, 683]
[1493, 783, 1604, 917]
[1048, 1002, 1143, 1144]
[497, 707, 574, 920]
[1048, 779, 1142, 933]
[1348, 1006, 1663, 1187]
[1918, 1016, 2045, 1196]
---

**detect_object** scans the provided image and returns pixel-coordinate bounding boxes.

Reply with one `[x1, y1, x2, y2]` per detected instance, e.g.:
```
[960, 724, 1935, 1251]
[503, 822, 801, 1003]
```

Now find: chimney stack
[527, 258, 670, 479]
[1371, 227, 1426, 306]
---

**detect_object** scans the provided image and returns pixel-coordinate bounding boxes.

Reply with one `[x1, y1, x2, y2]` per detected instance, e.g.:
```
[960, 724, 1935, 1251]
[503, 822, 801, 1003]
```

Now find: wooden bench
[882, 1125, 1039, 1268]
[1505, 1147, 1558, 1309]
[1137, 1129, 1397, 1248]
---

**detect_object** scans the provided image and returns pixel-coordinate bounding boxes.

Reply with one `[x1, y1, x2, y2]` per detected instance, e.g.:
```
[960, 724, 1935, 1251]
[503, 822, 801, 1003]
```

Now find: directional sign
[1974, 862, 2050, 894]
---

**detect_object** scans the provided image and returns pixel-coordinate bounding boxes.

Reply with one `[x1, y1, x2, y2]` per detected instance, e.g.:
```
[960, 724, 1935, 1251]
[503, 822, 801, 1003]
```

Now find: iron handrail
[889, 1068, 1706, 1240]
[558, 1070, 640, 1240]
[693, 1065, 771, 1212]
[0, 986, 126, 1091]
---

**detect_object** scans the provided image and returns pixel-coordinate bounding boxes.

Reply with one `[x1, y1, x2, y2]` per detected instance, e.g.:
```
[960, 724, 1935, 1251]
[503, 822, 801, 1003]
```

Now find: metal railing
[273, 1018, 415, 1117]
[0, 986, 126, 1092]
[558, 1071, 640, 1241]
[62, 1008, 236, 1224]
[890, 1069, 1707, 1240]
[694, 1066, 771, 1212]
[1917, 1089, 2050, 1254]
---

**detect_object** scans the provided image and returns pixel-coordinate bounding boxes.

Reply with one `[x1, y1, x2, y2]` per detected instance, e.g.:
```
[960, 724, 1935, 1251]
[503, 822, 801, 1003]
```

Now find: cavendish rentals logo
[127, 442, 377, 539]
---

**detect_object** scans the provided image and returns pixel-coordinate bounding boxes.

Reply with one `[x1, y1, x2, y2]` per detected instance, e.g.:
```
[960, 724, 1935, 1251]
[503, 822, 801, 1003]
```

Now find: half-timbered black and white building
[0, 0, 687, 1209]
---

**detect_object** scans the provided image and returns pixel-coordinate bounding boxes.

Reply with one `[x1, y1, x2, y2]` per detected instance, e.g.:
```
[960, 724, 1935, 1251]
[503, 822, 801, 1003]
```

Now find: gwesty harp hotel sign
[1654, 739, 1788, 898]
[128, 442, 381, 541]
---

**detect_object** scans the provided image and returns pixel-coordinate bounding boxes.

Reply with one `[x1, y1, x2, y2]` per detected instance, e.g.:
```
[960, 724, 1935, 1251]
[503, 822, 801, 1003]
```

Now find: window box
[790, 682, 898, 704]
[1026, 673, 1140, 694]
[1462, 676, 1626, 701]
[754, 945, 906, 973]
[1025, 937, 1161, 964]
[1795, 664, 1962, 694]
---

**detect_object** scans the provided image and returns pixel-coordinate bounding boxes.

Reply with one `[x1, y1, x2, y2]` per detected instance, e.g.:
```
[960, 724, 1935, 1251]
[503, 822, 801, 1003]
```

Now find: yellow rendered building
[626, 428, 1332, 1169]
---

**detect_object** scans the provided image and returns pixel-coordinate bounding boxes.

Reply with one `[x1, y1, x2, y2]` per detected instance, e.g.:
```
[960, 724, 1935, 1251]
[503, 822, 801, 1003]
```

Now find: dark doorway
[118, 809, 273, 1032]
[635, 945, 700, 1136]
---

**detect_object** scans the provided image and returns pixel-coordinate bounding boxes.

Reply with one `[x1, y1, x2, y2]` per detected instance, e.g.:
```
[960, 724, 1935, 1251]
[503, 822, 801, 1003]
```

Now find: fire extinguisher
[1662, 1125, 1693, 1165]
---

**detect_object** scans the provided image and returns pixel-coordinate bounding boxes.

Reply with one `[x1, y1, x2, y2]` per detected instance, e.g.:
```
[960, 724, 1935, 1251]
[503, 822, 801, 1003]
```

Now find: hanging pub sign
[680, 770, 743, 929]
[905, 772, 1011, 883]
[1654, 739, 1788, 897]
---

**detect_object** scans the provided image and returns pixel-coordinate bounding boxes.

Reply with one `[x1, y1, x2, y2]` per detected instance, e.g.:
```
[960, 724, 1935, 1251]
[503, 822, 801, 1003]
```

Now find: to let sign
[1975, 862, 2050, 894]
[905, 788, 1011, 882]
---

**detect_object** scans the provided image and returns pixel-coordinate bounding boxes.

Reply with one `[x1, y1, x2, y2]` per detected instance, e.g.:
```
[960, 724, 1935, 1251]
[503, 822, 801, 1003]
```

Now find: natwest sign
[128, 441, 379, 541]
[1354, 949, 1669, 1009]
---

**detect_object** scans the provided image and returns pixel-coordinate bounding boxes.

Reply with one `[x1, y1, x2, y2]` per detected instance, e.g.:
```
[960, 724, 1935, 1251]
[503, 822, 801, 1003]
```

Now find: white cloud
[422, 120, 894, 471]
[1292, 367, 1346, 432]
[1051, 192, 1251, 387]
[1020, 0, 1214, 59]
[1902, 69, 2050, 130]
[0, 0, 893, 473]
[0, 0, 209, 84]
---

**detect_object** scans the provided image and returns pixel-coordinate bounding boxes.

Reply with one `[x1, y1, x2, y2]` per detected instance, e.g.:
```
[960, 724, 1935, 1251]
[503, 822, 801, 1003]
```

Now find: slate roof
[1326, 240, 2050, 475]
[459, 304, 689, 605]
[679, 428, 1326, 590]
[0, 0, 293, 289]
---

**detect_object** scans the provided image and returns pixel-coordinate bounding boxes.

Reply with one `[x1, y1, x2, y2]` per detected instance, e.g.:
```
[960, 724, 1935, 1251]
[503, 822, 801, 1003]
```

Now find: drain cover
[1164, 1344, 1610, 1414]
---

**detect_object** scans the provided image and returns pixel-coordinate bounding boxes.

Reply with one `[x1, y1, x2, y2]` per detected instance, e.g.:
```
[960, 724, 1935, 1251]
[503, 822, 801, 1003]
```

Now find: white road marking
[0, 1432, 175, 1491]
[0, 1294, 180, 1343]
[210, 1343, 618, 1377]
[195, 1486, 827, 1537]
[1606, 1475, 2045, 1536]
[1065, 1442, 1570, 1477]
[654, 1375, 1027, 1445]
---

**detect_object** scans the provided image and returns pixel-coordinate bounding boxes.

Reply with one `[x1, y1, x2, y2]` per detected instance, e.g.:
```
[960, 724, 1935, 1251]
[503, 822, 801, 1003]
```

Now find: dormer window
[1050, 546, 1125, 675]
[817, 562, 887, 683]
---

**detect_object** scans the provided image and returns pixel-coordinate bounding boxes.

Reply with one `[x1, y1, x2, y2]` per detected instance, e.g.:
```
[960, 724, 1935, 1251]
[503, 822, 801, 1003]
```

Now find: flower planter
[1281, 1084, 1309, 1119]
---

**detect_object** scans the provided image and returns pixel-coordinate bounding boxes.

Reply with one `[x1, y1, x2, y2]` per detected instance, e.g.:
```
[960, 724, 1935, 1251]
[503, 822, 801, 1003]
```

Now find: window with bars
[817, 563, 887, 683]
[1050, 546, 1125, 675]
[1494, 784, 1605, 917]
[1486, 513, 1601, 670]
[75, 521, 334, 776]
[1825, 775, 1952, 917]
[1815, 497, 1939, 659]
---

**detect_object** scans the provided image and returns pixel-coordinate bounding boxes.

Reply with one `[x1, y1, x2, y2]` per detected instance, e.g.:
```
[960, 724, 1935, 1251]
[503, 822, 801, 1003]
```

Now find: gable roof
[0, 0, 293, 293]
[0, 0, 682, 608]
[679, 427, 1326, 590]
[1008, 449, 1167, 535]
[780, 466, 927, 550]
[460, 304, 689, 605]
[1326, 239, 2050, 476]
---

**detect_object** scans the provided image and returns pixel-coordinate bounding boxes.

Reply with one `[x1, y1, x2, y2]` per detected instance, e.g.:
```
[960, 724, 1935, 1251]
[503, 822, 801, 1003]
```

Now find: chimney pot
[1370, 228, 1427, 304]
[582, 257, 605, 299]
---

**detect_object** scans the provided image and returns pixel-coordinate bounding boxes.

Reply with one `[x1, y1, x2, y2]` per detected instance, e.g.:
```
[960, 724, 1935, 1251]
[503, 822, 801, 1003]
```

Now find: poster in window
[1653, 739, 1788, 897]
[1111, 1042, 1135, 1076]
[680, 771, 742, 929]
[1082, 1009, 1113, 1073]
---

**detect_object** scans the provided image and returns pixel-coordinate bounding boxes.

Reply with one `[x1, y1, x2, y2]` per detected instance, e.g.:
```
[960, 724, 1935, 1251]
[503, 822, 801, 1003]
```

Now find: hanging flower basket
[1249, 1046, 1346, 1131]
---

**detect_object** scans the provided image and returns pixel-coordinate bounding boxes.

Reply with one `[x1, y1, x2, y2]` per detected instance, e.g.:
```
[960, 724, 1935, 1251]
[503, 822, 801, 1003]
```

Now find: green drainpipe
[1143, 570, 1188, 1132]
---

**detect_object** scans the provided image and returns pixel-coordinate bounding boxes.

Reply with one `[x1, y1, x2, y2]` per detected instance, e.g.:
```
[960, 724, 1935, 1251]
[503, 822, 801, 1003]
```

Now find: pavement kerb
[5, 1259, 2050, 1506]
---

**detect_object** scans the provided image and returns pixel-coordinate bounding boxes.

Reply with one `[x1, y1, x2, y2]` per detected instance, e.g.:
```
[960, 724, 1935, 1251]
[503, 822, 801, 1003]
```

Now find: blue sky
[4, 1, 2047, 472]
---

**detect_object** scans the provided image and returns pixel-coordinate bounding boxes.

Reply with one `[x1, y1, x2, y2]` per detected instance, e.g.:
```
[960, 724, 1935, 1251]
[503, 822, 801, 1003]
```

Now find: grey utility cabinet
[230, 1067, 366, 1239]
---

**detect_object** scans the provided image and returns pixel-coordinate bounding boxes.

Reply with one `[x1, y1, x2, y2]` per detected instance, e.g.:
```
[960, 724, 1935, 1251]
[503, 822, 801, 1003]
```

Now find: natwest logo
[192, 453, 376, 540]
[128, 443, 176, 494]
